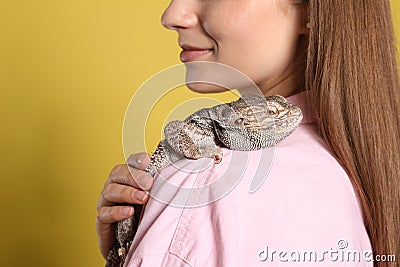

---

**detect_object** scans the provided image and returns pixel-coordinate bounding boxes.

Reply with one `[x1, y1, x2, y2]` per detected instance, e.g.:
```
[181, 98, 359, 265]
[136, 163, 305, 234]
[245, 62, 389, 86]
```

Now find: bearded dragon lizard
[105, 94, 303, 267]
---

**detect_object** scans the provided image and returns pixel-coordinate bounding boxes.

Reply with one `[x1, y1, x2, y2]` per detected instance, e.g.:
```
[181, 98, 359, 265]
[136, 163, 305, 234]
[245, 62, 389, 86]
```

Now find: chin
[186, 82, 228, 93]
[184, 61, 256, 94]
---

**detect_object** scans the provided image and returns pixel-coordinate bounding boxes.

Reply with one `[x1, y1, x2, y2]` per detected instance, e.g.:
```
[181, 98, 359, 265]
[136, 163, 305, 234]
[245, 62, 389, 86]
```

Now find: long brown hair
[296, 0, 400, 265]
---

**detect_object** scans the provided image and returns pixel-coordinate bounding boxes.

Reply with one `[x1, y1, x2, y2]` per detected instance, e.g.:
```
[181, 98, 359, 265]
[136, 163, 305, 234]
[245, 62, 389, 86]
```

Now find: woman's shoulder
[268, 121, 362, 217]
[272, 121, 354, 193]
[275, 122, 346, 174]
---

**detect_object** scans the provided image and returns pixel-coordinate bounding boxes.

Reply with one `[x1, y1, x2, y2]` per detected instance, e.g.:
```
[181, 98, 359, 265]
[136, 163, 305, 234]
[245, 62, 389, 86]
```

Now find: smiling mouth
[180, 49, 213, 63]
[179, 43, 213, 62]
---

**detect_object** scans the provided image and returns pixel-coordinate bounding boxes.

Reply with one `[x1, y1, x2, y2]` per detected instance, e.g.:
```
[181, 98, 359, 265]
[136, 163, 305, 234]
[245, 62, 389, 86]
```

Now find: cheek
[204, 1, 302, 85]
[203, 1, 272, 41]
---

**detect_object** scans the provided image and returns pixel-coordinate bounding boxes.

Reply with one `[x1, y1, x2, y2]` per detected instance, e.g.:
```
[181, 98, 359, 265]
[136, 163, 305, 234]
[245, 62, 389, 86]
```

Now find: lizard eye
[267, 110, 275, 115]
[235, 118, 244, 124]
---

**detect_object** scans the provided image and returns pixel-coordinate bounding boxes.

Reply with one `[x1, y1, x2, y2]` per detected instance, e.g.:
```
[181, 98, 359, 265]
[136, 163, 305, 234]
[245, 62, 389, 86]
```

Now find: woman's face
[161, 0, 307, 96]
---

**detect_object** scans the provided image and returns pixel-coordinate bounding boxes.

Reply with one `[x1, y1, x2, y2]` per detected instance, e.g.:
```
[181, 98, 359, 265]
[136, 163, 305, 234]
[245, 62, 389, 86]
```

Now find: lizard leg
[198, 145, 223, 164]
[164, 120, 222, 162]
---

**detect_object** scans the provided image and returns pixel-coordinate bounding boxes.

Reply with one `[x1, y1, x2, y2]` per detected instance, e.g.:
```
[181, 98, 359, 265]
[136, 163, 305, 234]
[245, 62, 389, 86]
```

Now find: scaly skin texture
[105, 94, 303, 267]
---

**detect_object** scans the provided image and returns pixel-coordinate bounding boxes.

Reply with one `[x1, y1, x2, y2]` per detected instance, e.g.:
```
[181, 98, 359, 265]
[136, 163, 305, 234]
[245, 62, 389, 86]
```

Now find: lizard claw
[118, 247, 126, 257]
[214, 151, 223, 164]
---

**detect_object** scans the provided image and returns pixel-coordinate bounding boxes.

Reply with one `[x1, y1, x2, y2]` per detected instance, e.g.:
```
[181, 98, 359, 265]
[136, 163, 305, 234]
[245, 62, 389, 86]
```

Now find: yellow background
[0, 1, 399, 266]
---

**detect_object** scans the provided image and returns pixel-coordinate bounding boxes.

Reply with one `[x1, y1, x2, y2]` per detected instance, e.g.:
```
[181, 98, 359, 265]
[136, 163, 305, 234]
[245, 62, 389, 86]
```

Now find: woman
[97, 0, 400, 266]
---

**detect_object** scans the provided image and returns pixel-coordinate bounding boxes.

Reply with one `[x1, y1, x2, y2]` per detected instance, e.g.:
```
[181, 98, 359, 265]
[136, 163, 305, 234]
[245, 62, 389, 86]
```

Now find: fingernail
[134, 190, 147, 202]
[135, 155, 143, 165]
[129, 153, 148, 168]
[121, 206, 133, 216]
[136, 174, 152, 190]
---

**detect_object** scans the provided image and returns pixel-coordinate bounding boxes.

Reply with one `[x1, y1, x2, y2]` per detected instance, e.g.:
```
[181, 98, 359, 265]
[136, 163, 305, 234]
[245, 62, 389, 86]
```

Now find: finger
[97, 183, 149, 210]
[127, 152, 151, 170]
[107, 164, 153, 191]
[127, 165, 154, 191]
[97, 205, 135, 224]
[96, 218, 116, 259]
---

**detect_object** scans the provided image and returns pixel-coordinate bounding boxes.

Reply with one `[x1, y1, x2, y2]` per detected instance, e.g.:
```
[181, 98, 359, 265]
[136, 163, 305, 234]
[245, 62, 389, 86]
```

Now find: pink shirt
[125, 92, 372, 266]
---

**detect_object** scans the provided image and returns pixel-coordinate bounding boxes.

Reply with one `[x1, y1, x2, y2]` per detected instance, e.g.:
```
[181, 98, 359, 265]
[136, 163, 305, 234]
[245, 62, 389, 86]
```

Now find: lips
[179, 44, 212, 62]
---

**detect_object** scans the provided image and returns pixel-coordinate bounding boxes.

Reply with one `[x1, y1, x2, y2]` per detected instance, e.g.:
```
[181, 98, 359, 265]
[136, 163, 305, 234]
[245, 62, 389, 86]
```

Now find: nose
[161, 0, 198, 30]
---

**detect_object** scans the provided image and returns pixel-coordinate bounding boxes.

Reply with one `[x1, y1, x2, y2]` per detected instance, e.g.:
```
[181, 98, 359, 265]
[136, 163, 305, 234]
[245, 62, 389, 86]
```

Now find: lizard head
[211, 94, 303, 150]
[213, 95, 302, 128]
[263, 95, 303, 127]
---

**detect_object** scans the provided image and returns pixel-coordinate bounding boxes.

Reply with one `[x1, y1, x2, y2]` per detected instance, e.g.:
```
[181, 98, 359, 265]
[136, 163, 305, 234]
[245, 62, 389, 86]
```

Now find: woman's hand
[96, 152, 153, 259]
